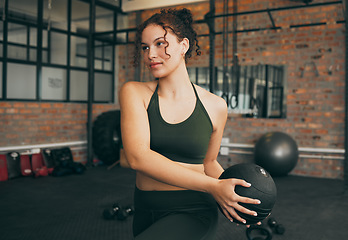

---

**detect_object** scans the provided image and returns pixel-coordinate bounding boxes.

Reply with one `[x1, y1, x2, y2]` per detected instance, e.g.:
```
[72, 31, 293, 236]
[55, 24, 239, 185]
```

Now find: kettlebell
[246, 217, 285, 240]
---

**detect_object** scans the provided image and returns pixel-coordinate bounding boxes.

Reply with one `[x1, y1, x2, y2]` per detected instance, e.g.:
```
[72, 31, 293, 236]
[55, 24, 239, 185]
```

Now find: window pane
[95, 41, 102, 59]
[50, 32, 67, 65]
[71, 36, 87, 68]
[7, 45, 27, 60]
[104, 45, 112, 71]
[42, 31, 48, 63]
[71, 0, 89, 33]
[94, 41, 102, 70]
[8, 23, 27, 45]
[96, 6, 113, 32]
[7, 63, 36, 99]
[30, 27, 37, 46]
[30, 49, 37, 62]
[95, 42, 113, 71]
[70, 70, 88, 101]
[117, 13, 129, 30]
[42, 50, 48, 63]
[42, 30, 48, 48]
[0, 20, 3, 40]
[41, 67, 67, 100]
[116, 32, 127, 43]
[44, 0, 68, 31]
[94, 60, 102, 70]
[9, 0, 38, 22]
[94, 72, 112, 102]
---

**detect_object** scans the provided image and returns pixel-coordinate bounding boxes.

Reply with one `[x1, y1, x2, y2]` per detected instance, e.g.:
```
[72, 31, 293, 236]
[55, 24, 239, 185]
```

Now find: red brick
[0, 102, 12, 107]
[40, 103, 51, 108]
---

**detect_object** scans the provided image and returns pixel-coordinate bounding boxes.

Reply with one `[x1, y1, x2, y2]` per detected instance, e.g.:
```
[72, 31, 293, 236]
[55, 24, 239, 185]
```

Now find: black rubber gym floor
[0, 165, 347, 240]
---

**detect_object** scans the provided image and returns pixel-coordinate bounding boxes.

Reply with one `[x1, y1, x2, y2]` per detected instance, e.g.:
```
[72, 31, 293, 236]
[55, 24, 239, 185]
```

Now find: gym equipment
[49, 147, 86, 177]
[20, 155, 32, 176]
[254, 132, 299, 176]
[246, 217, 285, 240]
[267, 217, 285, 235]
[103, 203, 134, 221]
[50, 147, 74, 168]
[42, 148, 56, 169]
[6, 152, 21, 179]
[33, 166, 49, 178]
[219, 163, 277, 225]
[92, 110, 122, 165]
[246, 222, 272, 240]
[31, 153, 50, 178]
[0, 154, 9, 181]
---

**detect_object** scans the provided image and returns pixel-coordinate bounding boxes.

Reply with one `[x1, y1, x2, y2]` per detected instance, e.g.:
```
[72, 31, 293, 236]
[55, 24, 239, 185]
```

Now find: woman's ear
[181, 38, 189, 55]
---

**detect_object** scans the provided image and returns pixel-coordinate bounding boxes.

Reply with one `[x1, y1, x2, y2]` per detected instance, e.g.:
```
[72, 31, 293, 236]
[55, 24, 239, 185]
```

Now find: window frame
[0, 0, 118, 103]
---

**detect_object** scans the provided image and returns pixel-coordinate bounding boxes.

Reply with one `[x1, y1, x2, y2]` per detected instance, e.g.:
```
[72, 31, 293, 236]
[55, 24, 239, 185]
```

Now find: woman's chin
[150, 71, 167, 79]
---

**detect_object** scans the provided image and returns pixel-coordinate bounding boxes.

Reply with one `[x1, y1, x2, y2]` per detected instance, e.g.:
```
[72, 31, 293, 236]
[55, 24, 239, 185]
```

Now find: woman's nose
[148, 47, 157, 59]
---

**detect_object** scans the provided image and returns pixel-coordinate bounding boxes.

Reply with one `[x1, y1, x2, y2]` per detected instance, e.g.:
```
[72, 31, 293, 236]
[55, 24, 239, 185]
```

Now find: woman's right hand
[211, 178, 261, 224]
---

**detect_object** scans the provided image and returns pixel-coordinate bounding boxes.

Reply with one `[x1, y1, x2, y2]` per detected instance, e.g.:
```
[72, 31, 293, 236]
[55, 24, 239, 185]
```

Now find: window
[1, 0, 116, 103]
[41, 67, 67, 101]
[7, 63, 36, 100]
[70, 70, 88, 101]
[188, 64, 287, 118]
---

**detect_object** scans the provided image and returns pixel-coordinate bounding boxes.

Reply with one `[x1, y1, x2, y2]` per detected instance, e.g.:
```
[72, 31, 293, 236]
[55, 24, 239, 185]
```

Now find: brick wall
[0, 0, 345, 179]
[0, 102, 117, 163]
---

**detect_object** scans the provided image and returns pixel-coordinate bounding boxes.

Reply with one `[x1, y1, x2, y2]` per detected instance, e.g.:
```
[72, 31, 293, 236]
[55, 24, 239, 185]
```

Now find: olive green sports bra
[147, 82, 213, 164]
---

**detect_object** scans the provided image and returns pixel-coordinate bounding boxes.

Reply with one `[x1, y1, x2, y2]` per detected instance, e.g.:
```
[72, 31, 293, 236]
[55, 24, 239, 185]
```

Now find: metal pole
[2, 0, 8, 99]
[206, 0, 216, 93]
[222, 0, 229, 105]
[87, 0, 96, 167]
[36, 0, 43, 100]
[231, 0, 239, 109]
[344, 0, 348, 194]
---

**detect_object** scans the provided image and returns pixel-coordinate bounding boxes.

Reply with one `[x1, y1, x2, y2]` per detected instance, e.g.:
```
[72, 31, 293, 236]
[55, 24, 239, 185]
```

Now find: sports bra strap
[190, 82, 199, 100]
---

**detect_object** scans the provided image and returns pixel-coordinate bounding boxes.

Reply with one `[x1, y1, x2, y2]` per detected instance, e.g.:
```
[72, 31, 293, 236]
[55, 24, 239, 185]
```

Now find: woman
[120, 8, 260, 240]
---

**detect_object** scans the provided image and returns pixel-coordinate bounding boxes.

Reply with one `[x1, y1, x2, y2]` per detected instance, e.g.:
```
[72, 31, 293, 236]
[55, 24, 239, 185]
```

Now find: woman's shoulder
[121, 81, 158, 98]
[194, 84, 227, 112]
[121, 80, 157, 92]
[120, 81, 158, 108]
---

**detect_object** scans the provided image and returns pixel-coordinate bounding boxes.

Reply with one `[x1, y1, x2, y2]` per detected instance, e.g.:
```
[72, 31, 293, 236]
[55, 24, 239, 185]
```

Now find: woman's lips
[150, 62, 162, 68]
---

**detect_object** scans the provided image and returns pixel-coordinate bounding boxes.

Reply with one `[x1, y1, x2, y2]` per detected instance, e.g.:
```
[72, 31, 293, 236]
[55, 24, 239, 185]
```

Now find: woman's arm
[203, 92, 260, 224]
[203, 95, 227, 179]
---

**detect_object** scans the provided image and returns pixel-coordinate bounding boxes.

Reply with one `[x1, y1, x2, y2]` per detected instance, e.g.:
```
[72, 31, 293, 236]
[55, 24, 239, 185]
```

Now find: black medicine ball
[218, 163, 277, 225]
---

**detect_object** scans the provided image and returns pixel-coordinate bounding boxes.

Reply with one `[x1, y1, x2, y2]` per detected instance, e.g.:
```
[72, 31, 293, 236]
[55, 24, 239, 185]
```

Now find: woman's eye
[157, 41, 165, 47]
[142, 46, 149, 51]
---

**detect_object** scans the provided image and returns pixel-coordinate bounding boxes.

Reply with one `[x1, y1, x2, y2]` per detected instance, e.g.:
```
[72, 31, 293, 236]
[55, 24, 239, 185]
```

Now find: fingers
[216, 179, 262, 224]
[221, 206, 246, 224]
[220, 201, 257, 224]
[231, 178, 252, 188]
[238, 195, 261, 205]
[234, 202, 258, 216]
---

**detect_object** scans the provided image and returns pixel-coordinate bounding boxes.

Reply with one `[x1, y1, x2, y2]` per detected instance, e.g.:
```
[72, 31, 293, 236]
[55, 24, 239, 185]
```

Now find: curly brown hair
[134, 8, 201, 66]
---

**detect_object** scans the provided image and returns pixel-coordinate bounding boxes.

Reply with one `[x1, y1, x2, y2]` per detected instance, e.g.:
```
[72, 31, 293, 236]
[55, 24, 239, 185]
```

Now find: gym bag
[20, 154, 32, 176]
[50, 147, 73, 168]
[6, 152, 21, 179]
[41, 148, 56, 169]
[50, 147, 86, 176]
[31, 153, 50, 178]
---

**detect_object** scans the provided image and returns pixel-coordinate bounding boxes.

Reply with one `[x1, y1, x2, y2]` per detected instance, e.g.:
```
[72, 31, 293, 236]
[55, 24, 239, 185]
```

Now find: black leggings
[133, 187, 218, 240]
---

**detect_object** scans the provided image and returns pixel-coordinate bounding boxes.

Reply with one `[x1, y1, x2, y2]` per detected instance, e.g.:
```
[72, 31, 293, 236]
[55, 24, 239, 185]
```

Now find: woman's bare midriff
[136, 162, 205, 191]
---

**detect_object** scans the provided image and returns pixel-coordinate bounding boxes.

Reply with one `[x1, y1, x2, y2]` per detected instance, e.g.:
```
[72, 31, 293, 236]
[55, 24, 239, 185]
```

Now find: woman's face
[141, 24, 187, 79]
